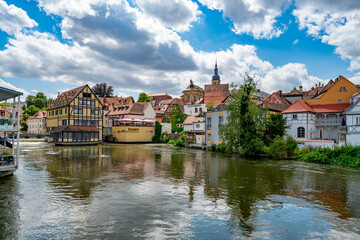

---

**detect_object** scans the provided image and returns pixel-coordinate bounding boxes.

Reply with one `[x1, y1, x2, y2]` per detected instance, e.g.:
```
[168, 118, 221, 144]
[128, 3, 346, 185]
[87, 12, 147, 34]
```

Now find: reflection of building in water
[112, 119, 155, 143]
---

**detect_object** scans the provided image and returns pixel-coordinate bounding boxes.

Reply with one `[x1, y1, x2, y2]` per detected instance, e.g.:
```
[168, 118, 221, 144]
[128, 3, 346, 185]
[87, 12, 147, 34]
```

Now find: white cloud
[0, 0, 37, 35]
[136, 0, 200, 32]
[0, 78, 30, 99]
[293, 0, 360, 70]
[260, 63, 324, 93]
[292, 39, 299, 45]
[199, 0, 291, 39]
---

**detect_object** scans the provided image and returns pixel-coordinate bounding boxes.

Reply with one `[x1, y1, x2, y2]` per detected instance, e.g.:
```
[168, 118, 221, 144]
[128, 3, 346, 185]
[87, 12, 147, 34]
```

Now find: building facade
[47, 85, 103, 145]
[205, 109, 228, 146]
[345, 93, 360, 145]
[181, 80, 204, 103]
[26, 110, 47, 135]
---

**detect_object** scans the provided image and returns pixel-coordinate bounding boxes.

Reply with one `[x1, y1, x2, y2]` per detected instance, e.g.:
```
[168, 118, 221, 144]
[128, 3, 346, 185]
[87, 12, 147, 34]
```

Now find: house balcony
[0, 118, 14, 131]
[315, 119, 342, 127]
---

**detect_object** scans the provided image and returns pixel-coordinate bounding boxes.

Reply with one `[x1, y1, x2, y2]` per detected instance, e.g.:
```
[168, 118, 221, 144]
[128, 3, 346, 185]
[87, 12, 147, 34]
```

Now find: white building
[345, 93, 360, 145]
[26, 110, 47, 135]
[184, 104, 207, 116]
[283, 100, 348, 141]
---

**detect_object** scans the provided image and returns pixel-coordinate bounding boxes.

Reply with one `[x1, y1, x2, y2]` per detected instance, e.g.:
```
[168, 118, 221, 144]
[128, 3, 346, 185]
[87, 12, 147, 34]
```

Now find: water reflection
[0, 143, 359, 239]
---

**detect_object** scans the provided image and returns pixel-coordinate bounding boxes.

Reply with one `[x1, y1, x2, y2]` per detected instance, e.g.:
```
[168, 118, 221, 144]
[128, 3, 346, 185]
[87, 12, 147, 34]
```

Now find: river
[0, 142, 360, 239]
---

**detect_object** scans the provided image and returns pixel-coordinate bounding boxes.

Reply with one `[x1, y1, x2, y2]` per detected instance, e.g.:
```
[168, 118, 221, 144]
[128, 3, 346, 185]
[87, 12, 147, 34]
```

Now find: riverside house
[0, 86, 22, 177]
[47, 85, 103, 145]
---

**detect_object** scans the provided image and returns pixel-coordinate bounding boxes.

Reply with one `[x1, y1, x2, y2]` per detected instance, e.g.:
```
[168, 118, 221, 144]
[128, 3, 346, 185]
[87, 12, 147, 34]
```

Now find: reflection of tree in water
[45, 145, 108, 199]
[204, 153, 294, 236]
[0, 176, 20, 239]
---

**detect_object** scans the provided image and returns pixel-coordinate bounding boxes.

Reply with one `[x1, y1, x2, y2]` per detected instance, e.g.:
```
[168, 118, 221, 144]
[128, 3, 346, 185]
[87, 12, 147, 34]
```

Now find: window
[59, 109, 62, 115]
[343, 87, 347, 92]
[74, 119, 79, 126]
[87, 100, 91, 105]
[91, 101, 95, 106]
[195, 108, 198, 113]
[297, 127, 305, 138]
[65, 109, 67, 114]
[83, 93, 91, 98]
[196, 123, 200, 128]
[194, 96, 196, 102]
[337, 99, 343, 102]
[62, 120, 67, 125]
[356, 117, 360, 125]
[74, 109, 83, 114]
[55, 110, 58, 115]
[91, 110, 99, 115]
[340, 87, 347, 92]
[79, 100, 82, 105]
[207, 117, 212, 129]
[292, 114, 297, 120]
[219, 116, 223, 127]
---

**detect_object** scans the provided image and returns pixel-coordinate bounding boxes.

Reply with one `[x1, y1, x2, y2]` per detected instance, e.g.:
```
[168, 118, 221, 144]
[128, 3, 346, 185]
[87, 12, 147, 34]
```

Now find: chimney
[277, 90, 282, 96]
[315, 84, 318, 88]
[299, 86, 303, 92]
[58, 92, 60, 97]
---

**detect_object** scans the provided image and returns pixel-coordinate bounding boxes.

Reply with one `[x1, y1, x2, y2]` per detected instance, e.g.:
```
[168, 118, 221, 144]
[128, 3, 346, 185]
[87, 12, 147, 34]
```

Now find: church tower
[211, 60, 221, 85]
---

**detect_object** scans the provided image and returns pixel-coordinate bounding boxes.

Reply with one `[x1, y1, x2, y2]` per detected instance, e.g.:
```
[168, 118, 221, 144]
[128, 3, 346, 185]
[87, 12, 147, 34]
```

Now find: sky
[1, 0, 360, 100]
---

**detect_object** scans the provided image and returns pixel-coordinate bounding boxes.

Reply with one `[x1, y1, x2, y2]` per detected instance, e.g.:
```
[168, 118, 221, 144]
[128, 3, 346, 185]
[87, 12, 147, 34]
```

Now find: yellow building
[306, 76, 359, 105]
[47, 85, 103, 145]
[112, 119, 155, 143]
[181, 79, 204, 103]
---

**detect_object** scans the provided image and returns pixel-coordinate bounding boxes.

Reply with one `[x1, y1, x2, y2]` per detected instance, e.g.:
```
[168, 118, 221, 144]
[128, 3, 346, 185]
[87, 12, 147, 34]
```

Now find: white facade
[143, 103, 156, 120]
[284, 112, 316, 140]
[161, 123, 171, 134]
[205, 110, 228, 146]
[27, 118, 47, 135]
[284, 112, 345, 141]
[345, 95, 360, 145]
[183, 124, 193, 132]
[184, 104, 207, 116]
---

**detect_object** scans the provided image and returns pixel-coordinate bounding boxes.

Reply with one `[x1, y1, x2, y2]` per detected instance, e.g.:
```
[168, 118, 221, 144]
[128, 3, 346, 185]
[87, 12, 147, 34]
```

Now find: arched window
[297, 127, 305, 138]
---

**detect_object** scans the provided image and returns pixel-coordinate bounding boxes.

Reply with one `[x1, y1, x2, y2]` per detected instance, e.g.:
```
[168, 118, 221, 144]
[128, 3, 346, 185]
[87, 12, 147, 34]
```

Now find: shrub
[269, 136, 287, 159]
[162, 133, 169, 143]
[209, 144, 217, 152]
[217, 143, 227, 153]
[285, 135, 298, 157]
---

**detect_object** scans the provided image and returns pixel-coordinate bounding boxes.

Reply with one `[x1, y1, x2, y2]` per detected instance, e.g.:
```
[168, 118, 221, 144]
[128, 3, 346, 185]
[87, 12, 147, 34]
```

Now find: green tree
[152, 121, 162, 143]
[34, 98, 46, 109]
[20, 122, 28, 131]
[92, 83, 114, 97]
[25, 95, 36, 107]
[137, 92, 151, 102]
[22, 113, 30, 121]
[169, 105, 187, 132]
[24, 105, 39, 116]
[264, 113, 288, 144]
[220, 74, 264, 156]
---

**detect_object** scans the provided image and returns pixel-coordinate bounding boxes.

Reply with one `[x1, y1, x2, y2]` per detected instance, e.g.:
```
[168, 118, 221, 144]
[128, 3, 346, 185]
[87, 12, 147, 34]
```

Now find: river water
[1, 143, 360, 239]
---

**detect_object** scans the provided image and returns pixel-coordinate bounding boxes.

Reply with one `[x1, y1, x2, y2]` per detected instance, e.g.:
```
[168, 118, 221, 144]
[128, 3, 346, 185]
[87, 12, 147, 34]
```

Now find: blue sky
[1, 0, 360, 100]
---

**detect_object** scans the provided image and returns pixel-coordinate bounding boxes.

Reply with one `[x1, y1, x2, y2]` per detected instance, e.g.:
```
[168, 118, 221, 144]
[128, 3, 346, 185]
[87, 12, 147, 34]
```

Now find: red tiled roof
[28, 110, 47, 120]
[311, 103, 350, 113]
[282, 101, 351, 113]
[107, 102, 150, 116]
[260, 92, 291, 112]
[282, 100, 315, 113]
[183, 115, 196, 125]
[147, 92, 171, 97]
[50, 126, 99, 133]
[47, 85, 86, 110]
[98, 96, 133, 108]
[204, 84, 229, 108]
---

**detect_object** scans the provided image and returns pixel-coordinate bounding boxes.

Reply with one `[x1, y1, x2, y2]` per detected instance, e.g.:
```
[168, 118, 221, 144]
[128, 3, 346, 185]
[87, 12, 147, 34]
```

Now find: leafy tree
[220, 74, 264, 156]
[23, 113, 30, 121]
[92, 83, 114, 97]
[152, 121, 162, 143]
[35, 92, 47, 101]
[34, 98, 46, 109]
[21, 105, 26, 111]
[24, 105, 39, 116]
[137, 92, 151, 102]
[170, 105, 187, 132]
[20, 122, 28, 131]
[264, 113, 288, 144]
[25, 95, 36, 107]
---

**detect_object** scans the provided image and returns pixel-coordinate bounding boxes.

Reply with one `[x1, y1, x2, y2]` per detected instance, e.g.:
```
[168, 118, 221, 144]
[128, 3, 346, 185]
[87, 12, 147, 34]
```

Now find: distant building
[47, 85, 103, 145]
[98, 96, 134, 127]
[26, 110, 47, 135]
[258, 91, 291, 113]
[148, 92, 172, 104]
[107, 102, 156, 121]
[112, 118, 155, 143]
[204, 62, 229, 108]
[181, 79, 204, 103]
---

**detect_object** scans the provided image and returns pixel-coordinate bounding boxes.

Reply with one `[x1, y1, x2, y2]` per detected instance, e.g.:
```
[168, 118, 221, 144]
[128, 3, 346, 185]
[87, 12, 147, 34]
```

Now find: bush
[285, 135, 298, 157]
[209, 144, 217, 152]
[217, 143, 227, 153]
[162, 133, 169, 143]
[269, 136, 288, 159]
[297, 145, 360, 167]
